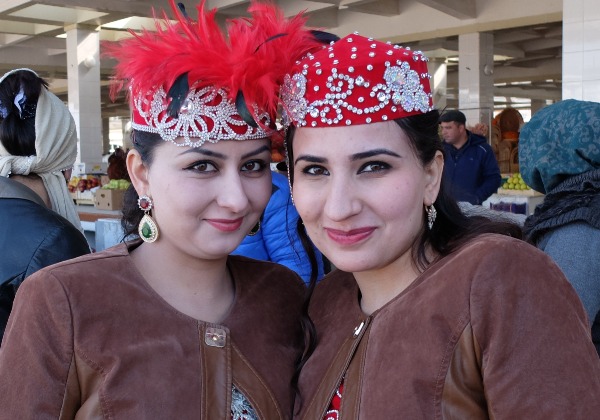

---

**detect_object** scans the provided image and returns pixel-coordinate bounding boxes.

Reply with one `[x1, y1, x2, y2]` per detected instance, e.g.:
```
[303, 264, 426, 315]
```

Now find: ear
[423, 150, 444, 206]
[126, 149, 149, 196]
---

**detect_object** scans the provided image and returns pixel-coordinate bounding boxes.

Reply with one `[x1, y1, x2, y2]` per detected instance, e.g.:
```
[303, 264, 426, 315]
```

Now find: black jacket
[0, 177, 90, 340]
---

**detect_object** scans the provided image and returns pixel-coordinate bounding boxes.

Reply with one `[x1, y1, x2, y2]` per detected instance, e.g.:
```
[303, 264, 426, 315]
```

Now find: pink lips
[325, 227, 375, 245]
[206, 218, 244, 232]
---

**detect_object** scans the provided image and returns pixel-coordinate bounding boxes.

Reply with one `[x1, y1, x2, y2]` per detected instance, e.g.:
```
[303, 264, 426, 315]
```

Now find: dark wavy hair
[0, 70, 48, 156]
[120, 130, 163, 238]
[286, 109, 522, 407]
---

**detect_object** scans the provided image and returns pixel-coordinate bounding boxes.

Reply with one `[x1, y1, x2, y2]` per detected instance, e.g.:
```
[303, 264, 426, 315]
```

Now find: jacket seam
[231, 342, 282, 419]
[433, 306, 471, 419]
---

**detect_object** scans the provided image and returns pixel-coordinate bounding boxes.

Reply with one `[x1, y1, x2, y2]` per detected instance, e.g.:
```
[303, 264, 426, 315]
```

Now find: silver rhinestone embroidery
[132, 86, 270, 147]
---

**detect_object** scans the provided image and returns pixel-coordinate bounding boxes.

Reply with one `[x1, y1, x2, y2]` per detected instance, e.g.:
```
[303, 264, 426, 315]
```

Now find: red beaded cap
[281, 34, 433, 128]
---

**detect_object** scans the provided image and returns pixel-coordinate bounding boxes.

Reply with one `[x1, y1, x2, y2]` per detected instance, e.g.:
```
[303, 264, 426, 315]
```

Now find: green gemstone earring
[138, 195, 159, 243]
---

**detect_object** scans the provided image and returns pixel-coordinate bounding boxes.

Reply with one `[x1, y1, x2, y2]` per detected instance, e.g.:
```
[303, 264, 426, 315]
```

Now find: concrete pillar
[563, 0, 600, 101]
[102, 117, 110, 155]
[66, 24, 104, 175]
[458, 32, 495, 134]
[122, 119, 133, 151]
[530, 99, 546, 116]
[429, 58, 448, 111]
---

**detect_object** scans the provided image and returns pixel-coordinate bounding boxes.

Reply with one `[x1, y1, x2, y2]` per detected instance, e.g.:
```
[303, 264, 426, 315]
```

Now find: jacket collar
[0, 176, 46, 207]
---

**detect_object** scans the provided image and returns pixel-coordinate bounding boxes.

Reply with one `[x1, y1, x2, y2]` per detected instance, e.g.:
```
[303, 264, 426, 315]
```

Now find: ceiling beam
[415, 0, 476, 19]
[346, 0, 400, 17]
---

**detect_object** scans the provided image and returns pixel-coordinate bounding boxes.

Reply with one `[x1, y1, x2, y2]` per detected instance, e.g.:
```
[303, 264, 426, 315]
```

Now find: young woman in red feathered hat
[0, 1, 320, 418]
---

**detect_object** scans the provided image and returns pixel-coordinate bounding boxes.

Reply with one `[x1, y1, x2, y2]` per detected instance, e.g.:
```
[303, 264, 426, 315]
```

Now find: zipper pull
[353, 321, 365, 337]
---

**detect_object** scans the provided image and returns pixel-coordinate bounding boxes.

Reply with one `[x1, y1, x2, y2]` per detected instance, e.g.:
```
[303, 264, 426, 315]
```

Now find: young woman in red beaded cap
[281, 34, 600, 419]
[0, 1, 319, 418]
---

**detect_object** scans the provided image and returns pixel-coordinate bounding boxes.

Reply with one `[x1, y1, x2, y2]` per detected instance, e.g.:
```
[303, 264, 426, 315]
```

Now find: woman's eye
[189, 161, 217, 172]
[303, 165, 329, 176]
[359, 162, 390, 173]
[241, 160, 266, 172]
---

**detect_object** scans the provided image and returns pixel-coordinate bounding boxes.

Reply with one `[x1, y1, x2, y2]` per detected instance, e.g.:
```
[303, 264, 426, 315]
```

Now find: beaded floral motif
[132, 86, 271, 147]
[231, 385, 258, 420]
[281, 34, 433, 128]
[282, 60, 431, 127]
[281, 73, 309, 127]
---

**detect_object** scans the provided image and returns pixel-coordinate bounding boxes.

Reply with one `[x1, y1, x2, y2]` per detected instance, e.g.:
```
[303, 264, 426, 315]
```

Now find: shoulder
[446, 233, 551, 272]
[228, 255, 305, 298]
[26, 242, 132, 288]
[310, 269, 361, 317]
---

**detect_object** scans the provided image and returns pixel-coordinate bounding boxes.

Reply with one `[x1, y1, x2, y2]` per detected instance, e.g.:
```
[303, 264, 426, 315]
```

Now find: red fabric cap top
[281, 34, 433, 128]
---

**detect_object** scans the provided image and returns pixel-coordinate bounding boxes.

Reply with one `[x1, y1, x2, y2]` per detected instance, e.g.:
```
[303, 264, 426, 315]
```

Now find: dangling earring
[248, 221, 260, 236]
[138, 195, 159, 243]
[426, 204, 437, 230]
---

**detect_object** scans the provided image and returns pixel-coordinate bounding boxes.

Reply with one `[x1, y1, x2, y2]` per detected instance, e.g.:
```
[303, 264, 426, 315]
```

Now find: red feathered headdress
[104, 0, 321, 147]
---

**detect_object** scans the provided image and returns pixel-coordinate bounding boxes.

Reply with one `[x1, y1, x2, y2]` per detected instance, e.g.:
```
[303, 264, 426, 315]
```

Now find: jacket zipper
[320, 316, 371, 420]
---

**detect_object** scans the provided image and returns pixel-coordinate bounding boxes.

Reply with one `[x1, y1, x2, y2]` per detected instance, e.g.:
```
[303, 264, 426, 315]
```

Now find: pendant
[138, 213, 159, 243]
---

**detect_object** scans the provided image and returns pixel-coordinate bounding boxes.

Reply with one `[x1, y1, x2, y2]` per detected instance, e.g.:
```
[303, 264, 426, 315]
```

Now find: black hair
[121, 130, 163, 238]
[438, 109, 466, 125]
[0, 70, 48, 156]
[286, 110, 522, 405]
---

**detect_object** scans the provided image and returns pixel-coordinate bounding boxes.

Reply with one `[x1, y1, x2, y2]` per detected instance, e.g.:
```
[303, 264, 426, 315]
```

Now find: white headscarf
[0, 68, 82, 231]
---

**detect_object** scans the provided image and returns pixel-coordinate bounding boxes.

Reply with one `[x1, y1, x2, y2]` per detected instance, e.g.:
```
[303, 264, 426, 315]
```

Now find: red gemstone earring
[138, 195, 159, 243]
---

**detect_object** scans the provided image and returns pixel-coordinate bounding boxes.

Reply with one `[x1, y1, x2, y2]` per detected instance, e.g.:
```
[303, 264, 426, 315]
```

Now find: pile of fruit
[102, 179, 131, 190]
[68, 175, 100, 193]
[502, 173, 530, 190]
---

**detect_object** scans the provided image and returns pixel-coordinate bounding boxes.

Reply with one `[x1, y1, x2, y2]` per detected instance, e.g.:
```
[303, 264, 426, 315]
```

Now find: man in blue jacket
[439, 110, 501, 205]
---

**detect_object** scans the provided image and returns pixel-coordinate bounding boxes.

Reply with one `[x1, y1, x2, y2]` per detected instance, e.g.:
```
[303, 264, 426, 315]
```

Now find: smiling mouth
[325, 227, 375, 245]
[206, 218, 244, 232]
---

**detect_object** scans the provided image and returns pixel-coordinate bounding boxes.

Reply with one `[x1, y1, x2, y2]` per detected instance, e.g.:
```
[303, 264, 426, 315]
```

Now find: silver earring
[138, 195, 159, 243]
[427, 205, 437, 230]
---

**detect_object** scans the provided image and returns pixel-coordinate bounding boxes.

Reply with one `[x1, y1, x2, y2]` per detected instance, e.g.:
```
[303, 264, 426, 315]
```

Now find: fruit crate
[497, 188, 543, 197]
[73, 190, 95, 205]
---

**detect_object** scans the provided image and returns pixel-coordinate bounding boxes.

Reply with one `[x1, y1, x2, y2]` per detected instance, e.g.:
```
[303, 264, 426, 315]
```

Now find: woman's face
[134, 138, 272, 260]
[291, 121, 442, 274]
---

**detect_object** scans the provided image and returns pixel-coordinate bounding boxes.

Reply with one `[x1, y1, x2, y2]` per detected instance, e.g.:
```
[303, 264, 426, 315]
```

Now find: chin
[327, 255, 378, 274]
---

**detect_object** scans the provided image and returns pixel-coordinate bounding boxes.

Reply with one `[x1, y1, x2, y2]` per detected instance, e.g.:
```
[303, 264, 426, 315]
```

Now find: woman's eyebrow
[350, 149, 401, 161]
[241, 145, 270, 160]
[180, 147, 226, 159]
[179, 144, 270, 160]
[294, 155, 327, 165]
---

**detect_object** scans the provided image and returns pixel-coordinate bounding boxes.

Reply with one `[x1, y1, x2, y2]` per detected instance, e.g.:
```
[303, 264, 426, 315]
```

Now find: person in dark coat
[0, 68, 90, 340]
[520, 99, 600, 356]
[439, 110, 501, 204]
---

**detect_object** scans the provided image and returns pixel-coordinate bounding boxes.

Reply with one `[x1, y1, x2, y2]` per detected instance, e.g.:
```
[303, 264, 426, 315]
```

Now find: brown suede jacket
[0, 241, 304, 419]
[296, 234, 600, 419]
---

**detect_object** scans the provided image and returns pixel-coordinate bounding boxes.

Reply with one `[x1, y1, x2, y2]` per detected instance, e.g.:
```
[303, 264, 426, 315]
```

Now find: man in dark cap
[439, 109, 501, 205]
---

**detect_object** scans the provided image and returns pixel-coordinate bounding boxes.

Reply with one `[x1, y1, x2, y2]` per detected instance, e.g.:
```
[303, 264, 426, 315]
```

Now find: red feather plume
[104, 0, 322, 126]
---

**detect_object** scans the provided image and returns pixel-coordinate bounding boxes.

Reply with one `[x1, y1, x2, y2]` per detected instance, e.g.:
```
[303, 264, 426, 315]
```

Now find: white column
[458, 32, 495, 132]
[563, 0, 600, 101]
[66, 24, 104, 174]
[429, 58, 448, 111]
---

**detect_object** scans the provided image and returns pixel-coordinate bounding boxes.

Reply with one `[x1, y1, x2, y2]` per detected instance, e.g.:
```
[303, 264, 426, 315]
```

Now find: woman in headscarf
[0, 68, 90, 340]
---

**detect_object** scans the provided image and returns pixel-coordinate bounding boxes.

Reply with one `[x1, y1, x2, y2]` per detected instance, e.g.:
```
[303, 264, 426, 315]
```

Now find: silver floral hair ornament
[131, 84, 272, 148]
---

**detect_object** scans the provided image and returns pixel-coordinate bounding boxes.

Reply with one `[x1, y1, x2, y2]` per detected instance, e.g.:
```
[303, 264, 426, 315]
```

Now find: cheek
[291, 181, 321, 222]
[248, 176, 273, 210]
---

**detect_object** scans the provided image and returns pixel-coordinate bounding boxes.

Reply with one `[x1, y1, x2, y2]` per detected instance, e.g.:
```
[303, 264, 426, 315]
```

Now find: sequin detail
[231, 385, 259, 420]
[280, 34, 433, 128]
[132, 85, 271, 148]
